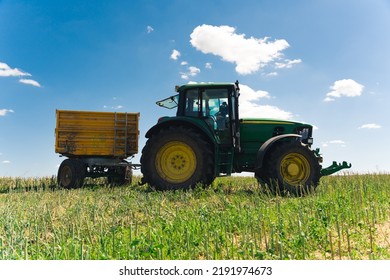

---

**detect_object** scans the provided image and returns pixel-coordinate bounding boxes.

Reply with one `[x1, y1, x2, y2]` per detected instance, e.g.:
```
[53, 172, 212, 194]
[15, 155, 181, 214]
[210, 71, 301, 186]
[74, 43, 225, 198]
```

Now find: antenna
[234, 80, 240, 91]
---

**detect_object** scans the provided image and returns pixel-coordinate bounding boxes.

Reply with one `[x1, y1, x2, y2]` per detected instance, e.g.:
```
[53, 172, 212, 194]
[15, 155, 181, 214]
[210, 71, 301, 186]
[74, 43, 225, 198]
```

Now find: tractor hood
[239, 118, 314, 145]
[240, 118, 313, 127]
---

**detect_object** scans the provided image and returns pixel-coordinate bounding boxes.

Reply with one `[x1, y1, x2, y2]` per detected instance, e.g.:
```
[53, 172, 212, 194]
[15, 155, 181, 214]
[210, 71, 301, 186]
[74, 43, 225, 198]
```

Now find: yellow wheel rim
[155, 141, 197, 184]
[280, 153, 310, 186]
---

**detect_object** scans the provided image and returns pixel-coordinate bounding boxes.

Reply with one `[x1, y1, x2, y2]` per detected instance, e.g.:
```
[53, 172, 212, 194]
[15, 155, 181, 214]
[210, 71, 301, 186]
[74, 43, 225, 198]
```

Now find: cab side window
[184, 89, 200, 117]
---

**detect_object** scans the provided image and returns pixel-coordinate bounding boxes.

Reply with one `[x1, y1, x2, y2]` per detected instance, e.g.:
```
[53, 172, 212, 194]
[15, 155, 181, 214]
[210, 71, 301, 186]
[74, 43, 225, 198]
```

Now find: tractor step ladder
[217, 147, 234, 175]
[114, 112, 128, 157]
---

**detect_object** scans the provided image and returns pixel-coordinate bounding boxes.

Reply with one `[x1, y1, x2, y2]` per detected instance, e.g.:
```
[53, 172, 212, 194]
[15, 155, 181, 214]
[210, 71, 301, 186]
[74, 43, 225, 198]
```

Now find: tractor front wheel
[141, 126, 215, 190]
[257, 142, 321, 196]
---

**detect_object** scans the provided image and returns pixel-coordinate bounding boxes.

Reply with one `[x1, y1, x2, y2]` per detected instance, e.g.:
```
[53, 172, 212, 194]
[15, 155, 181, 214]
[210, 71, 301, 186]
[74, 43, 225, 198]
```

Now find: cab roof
[176, 82, 236, 92]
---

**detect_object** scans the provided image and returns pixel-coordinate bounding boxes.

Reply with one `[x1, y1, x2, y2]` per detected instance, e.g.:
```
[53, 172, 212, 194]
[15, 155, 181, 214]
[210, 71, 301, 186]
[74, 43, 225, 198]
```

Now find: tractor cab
[157, 82, 241, 151]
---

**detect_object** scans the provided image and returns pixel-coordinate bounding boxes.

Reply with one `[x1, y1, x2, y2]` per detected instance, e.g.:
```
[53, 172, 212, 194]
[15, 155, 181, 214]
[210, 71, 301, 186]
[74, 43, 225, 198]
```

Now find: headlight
[301, 128, 309, 139]
[299, 127, 313, 145]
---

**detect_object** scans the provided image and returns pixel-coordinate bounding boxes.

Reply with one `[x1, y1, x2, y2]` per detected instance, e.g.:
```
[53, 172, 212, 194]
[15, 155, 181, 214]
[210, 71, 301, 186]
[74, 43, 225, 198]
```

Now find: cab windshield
[156, 94, 179, 109]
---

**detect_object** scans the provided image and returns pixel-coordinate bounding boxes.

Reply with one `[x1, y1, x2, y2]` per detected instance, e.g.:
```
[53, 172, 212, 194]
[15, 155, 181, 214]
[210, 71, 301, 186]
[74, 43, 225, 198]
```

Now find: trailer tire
[141, 126, 214, 190]
[257, 141, 321, 196]
[57, 159, 86, 189]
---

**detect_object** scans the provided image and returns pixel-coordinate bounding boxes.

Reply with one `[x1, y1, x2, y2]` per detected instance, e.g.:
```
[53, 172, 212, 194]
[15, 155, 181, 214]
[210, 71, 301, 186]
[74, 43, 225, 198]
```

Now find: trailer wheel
[141, 126, 215, 190]
[57, 159, 85, 189]
[257, 142, 321, 196]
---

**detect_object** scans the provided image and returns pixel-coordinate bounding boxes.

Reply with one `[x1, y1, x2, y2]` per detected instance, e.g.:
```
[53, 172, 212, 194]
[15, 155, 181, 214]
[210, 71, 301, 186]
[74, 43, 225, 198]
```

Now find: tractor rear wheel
[141, 126, 215, 190]
[257, 142, 321, 196]
[57, 159, 86, 189]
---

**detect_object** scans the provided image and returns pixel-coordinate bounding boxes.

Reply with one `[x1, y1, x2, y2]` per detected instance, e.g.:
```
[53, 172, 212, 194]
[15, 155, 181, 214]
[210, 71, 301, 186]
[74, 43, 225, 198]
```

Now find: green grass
[0, 174, 389, 260]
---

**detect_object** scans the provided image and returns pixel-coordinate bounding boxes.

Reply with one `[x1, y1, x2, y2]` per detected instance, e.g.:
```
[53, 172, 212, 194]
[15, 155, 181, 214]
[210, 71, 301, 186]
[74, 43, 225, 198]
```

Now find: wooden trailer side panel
[55, 110, 139, 158]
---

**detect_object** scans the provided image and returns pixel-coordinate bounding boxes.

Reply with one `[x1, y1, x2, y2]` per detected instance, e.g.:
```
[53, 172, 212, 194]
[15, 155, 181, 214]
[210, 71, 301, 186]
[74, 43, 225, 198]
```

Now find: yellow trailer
[55, 110, 140, 188]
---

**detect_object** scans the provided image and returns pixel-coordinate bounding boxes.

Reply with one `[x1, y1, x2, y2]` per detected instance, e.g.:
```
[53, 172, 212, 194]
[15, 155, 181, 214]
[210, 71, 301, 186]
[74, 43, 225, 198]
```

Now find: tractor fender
[145, 117, 218, 145]
[255, 134, 302, 170]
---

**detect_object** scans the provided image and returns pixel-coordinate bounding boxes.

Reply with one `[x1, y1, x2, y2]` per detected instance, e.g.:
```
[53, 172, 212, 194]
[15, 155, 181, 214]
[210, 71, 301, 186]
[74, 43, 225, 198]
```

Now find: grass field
[0, 174, 389, 260]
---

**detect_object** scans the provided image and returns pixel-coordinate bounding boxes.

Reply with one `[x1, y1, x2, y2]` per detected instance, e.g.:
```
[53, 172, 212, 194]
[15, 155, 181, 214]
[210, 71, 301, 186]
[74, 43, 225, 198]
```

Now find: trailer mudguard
[255, 134, 302, 170]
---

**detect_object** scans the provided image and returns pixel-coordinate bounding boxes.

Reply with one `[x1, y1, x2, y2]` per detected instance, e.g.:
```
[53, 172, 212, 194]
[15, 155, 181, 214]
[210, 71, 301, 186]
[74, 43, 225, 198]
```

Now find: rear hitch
[321, 161, 352, 176]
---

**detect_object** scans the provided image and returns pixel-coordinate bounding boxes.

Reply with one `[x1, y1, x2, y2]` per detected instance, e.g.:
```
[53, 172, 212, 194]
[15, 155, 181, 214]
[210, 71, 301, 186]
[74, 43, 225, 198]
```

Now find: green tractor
[140, 81, 351, 195]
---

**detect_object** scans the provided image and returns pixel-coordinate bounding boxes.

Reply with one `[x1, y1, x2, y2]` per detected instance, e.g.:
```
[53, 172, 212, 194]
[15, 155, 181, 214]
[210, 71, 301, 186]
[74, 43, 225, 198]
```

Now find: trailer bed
[55, 110, 139, 158]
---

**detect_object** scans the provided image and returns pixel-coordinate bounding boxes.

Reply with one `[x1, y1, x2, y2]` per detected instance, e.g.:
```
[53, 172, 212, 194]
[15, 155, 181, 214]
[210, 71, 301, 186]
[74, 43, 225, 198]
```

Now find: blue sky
[1, 0, 389, 177]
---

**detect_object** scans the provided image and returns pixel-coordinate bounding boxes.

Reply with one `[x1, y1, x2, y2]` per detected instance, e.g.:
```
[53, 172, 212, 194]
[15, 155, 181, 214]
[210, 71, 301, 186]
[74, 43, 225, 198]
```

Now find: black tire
[256, 141, 321, 196]
[141, 126, 215, 190]
[57, 159, 86, 189]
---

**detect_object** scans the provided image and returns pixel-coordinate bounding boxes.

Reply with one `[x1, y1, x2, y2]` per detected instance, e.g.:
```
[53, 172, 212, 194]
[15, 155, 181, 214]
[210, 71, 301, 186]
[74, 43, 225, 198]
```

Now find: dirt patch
[375, 219, 390, 249]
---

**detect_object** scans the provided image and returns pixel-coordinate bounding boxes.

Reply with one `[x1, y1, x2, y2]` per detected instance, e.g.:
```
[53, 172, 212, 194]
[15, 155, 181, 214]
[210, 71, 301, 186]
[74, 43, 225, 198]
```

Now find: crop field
[0, 174, 389, 260]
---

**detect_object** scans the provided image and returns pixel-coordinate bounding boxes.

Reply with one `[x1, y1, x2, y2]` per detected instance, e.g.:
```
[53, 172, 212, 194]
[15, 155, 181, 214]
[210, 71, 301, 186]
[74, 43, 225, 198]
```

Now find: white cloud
[103, 105, 123, 110]
[324, 79, 364, 102]
[239, 84, 271, 102]
[188, 66, 200, 76]
[265, 72, 278, 77]
[275, 59, 302, 69]
[110, 105, 123, 110]
[239, 84, 293, 119]
[19, 79, 41, 87]
[322, 140, 346, 148]
[2, 160, 11, 164]
[190, 24, 290, 75]
[0, 109, 14, 116]
[240, 104, 294, 120]
[0, 62, 31, 77]
[1, 61, 42, 87]
[205, 62, 212, 69]
[180, 66, 200, 80]
[146, 25, 154, 33]
[170, 49, 181, 60]
[358, 123, 381, 129]
[329, 140, 345, 144]
[181, 61, 188, 66]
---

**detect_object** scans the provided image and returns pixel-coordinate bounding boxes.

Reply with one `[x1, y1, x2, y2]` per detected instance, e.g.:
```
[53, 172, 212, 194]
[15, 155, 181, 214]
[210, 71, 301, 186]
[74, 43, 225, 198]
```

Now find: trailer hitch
[321, 161, 352, 176]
